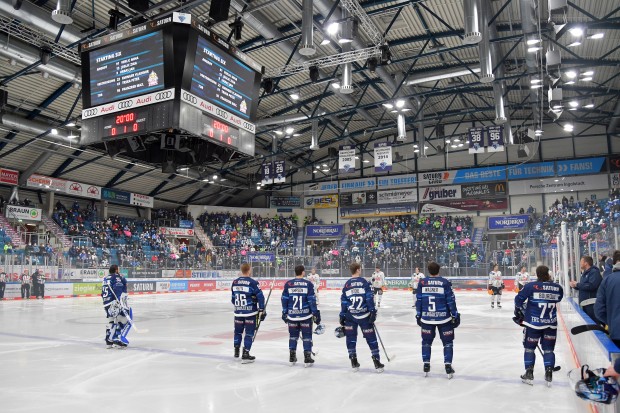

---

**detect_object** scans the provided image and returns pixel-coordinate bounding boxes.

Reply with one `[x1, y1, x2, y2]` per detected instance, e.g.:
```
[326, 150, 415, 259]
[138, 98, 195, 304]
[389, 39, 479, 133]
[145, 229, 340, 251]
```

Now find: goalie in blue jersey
[514, 265, 564, 386]
[101, 265, 131, 349]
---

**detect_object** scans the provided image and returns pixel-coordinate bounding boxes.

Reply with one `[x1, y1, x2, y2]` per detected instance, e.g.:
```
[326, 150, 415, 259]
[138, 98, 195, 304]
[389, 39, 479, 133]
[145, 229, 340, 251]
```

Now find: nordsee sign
[305, 225, 344, 238]
[488, 215, 530, 230]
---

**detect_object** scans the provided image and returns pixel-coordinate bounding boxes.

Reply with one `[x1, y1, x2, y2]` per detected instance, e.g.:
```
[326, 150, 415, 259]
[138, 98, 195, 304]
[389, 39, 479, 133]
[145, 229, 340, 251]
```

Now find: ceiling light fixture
[382, 103, 394, 109]
[581, 70, 594, 76]
[569, 100, 579, 107]
[580, 76, 593, 81]
[327, 22, 339, 35]
[395, 99, 405, 108]
[285, 127, 294, 134]
[527, 46, 542, 53]
[587, 33, 604, 39]
[567, 41, 582, 47]
[569, 27, 584, 37]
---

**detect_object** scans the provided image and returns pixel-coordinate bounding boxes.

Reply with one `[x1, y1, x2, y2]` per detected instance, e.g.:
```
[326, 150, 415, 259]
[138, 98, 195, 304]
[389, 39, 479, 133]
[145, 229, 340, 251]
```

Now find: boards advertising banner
[339, 177, 377, 193]
[377, 173, 417, 190]
[169, 280, 188, 291]
[305, 224, 345, 238]
[488, 214, 530, 230]
[273, 160, 286, 183]
[247, 252, 275, 262]
[555, 157, 606, 176]
[508, 174, 608, 195]
[461, 182, 507, 199]
[486, 125, 504, 152]
[419, 185, 462, 202]
[5, 205, 42, 221]
[128, 269, 162, 278]
[156, 281, 170, 292]
[340, 203, 418, 218]
[187, 280, 216, 291]
[508, 162, 555, 180]
[304, 182, 338, 195]
[377, 189, 418, 204]
[374, 142, 392, 172]
[128, 281, 156, 293]
[130, 193, 154, 208]
[304, 194, 338, 209]
[62, 268, 107, 279]
[0, 168, 19, 186]
[418, 166, 506, 186]
[101, 188, 131, 205]
[338, 145, 356, 174]
[190, 270, 222, 279]
[468, 127, 485, 154]
[270, 196, 301, 208]
[421, 198, 508, 214]
[261, 162, 273, 185]
[73, 283, 102, 296]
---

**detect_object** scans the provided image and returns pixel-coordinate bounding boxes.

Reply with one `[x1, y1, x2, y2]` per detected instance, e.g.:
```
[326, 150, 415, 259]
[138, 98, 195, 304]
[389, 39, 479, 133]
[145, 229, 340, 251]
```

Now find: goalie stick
[571, 324, 608, 335]
[105, 281, 148, 334]
[252, 276, 276, 343]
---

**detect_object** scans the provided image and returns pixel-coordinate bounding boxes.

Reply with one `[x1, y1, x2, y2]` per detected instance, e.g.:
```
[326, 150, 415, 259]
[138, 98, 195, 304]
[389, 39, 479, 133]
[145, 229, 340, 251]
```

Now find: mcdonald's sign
[462, 183, 508, 199]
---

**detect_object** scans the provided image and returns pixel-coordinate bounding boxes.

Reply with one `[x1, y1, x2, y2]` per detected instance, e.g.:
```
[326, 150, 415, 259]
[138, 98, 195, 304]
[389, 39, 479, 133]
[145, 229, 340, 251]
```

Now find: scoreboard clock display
[202, 116, 240, 148]
[101, 109, 149, 139]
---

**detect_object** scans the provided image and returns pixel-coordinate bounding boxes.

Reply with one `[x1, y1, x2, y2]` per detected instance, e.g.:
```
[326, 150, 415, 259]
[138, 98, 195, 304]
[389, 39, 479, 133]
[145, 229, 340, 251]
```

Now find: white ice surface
[0, 290, 583, 413]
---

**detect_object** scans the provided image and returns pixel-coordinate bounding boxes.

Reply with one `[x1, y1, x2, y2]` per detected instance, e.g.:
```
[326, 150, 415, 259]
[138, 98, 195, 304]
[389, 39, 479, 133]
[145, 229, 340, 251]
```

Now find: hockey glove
[451, 314, 461, 328]
[313, 310, 321, 325]
[512, 308, 524, 326]
[368, 310, 377, 324]
[416, 315, 423, 327]
[339, 315, 346, 327]
[259, 311, 267, 321]
[487, 288, 493, 295]
[281, 313, 288, 323]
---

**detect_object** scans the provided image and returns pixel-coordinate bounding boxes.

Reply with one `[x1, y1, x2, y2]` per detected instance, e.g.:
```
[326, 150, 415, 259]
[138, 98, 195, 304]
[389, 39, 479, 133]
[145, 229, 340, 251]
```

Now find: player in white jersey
[488, 264, 504, 309]
[21, 271, 31, 299]
[515, 266, 530, 292]
[371, 266, 386, 307]
[307, 268, 321, 305]
[409, 267, 425, 308]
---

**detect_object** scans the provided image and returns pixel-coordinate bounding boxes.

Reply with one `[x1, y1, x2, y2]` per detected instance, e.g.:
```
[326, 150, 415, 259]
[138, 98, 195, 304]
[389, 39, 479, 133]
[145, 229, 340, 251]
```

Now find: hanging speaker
[209, 0, 231, 23]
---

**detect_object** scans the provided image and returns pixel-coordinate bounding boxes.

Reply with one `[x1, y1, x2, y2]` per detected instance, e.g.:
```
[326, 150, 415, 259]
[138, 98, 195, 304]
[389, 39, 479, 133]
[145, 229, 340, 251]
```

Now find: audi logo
[117, 100, 133, 109]
[216, 108, 228, 119]
[83, 108, 99, 117]
[155, 91, 173, 101]
[182, 92, 197, 104]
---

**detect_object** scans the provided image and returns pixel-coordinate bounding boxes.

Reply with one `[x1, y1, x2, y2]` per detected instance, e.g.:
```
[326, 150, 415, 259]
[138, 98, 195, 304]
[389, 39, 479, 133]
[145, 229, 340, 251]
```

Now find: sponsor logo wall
[508, 174, 608, 195]
[5, 205, 42, 221]
[488, 214, 530, 230]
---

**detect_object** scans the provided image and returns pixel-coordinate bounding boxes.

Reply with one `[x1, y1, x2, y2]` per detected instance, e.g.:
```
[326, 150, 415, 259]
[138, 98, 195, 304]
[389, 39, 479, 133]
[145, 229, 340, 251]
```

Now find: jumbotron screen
[189, 35, 259, 120]
[88, 31, 165, 106]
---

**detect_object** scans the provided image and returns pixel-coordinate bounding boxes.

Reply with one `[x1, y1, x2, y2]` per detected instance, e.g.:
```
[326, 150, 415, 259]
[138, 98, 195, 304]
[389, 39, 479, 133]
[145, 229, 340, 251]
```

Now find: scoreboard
[80, 13, 262, 159]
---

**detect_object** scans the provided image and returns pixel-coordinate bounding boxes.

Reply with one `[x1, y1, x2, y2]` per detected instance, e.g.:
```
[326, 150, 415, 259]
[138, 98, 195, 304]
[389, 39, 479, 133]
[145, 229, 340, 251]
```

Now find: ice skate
[521, 367, 534, 385]
[105, 340, 114, 349]
[372, 357, 384, 373]
[303, 351, 314, 368]
[423, 362, 430, 377]
[491, 303, 494, 309]
[289, 350, 297, 366]
[445, 364, 455, 379]
[497, 303, 502, 309]
[241, 349, 255, 364]
[350, 355, 360, 372]
[234, 346, 240, 359]
[545, 366, 553, 387]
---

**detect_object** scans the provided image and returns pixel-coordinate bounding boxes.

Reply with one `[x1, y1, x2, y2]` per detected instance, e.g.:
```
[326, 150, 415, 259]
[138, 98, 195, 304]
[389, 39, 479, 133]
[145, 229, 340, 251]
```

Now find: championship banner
[5, 205, 42, 221]
[377, 189, 418, 204]
[0, 168, 19, 186]
[461, 182, 507, 199]
[421, 198, 507, 214]
[374, 142, 392, 172]
[338, 145, 356, 174]
[261, 162, 273, 185]
[304, 194, 338, 209]
[486, 125, 504, 152]
[468, 127, 485, 154]
[273, 160, 286, 184]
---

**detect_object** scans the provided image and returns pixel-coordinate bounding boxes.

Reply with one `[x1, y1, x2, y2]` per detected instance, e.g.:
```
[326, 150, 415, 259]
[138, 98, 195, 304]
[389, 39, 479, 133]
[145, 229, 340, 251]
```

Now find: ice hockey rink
[0, 290, 587, 413]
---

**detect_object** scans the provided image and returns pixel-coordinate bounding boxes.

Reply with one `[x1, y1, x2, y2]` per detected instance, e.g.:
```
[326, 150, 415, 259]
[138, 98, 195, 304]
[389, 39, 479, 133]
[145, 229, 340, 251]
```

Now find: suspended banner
[340, 203, 418, 218]
[273, 160, 286, 184]
[130, 193, 154, 208]
[261, 162, 273, 185]
[0, 168, 19, 186]
[102, 188, 131, 205]
[486, 125, 505, 152]
[305, 225, 345, 238]
[26, 174, 67, 192]
[304, 182, 339, 195]
[377, 189, 418, 204]
[338, 145, 356, 174]
[374, 142, 392, 172]
[304, 194, 338, 209]
[468, 127, 485, 154]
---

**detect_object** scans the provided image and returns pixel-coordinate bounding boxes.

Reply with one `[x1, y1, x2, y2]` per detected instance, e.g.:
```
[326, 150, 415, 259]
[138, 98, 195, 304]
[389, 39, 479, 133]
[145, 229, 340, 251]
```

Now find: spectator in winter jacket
[595, 250, 620, 348]
[570, 256, 602, 324]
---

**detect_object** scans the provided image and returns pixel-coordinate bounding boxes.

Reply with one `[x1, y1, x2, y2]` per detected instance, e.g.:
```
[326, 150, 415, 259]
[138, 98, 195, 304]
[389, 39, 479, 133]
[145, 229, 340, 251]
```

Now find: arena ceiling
[0, 0, 618, 207]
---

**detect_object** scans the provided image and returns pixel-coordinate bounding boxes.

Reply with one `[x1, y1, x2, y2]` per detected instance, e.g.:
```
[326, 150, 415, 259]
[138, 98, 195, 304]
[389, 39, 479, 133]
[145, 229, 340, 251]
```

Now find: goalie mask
[569, 365, 619, 405]
[334, 326, 345, 339]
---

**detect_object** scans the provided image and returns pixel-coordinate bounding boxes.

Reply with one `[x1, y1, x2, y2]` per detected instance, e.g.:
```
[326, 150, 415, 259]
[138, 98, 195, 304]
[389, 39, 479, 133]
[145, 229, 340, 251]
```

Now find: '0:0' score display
[202, 117, 239, 148]
[102, 109, 148, 138]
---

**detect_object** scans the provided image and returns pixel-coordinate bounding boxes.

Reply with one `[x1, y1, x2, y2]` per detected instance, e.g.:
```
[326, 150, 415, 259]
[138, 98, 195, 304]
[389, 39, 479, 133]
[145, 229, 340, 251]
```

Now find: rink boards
[1, 276, 516, 300]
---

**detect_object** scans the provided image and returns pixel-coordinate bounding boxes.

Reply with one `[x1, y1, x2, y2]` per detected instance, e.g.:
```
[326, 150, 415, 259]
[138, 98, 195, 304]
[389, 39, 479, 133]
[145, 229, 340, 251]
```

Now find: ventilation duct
[493, 83, 507, 124]
[1, 112, 79, 143]
[51, 0, 73, 24]
[0, 0, 81, 45]
[407, 66, 481, 86]
[478, 2, 494, 83]
[256, 113, 310, 128]
[518, 0, 542, 131]
[463, 0, 482, 44]
[341, 61, 354, 94]
[396, 113, 406, 141]
[309, 119, 319, 150]
[299, 0, 315, 56]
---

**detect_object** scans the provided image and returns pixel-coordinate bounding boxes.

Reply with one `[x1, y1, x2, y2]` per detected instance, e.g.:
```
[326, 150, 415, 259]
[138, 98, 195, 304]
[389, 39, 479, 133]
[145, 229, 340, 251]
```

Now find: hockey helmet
[569, 365, 619, 405]
[334, 326, 345, 338]
[314, 323, 326, 335]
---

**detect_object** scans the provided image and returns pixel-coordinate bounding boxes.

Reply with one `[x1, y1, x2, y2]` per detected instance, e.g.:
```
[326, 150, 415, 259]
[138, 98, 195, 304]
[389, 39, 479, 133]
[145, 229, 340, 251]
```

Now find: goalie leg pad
[288, 321, 301, 351]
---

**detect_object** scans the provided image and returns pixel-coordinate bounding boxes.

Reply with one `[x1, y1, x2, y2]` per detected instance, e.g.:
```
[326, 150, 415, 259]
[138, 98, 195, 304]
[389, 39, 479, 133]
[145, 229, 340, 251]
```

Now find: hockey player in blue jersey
[231, 263, 266, 363]
[101, 265, 131, 349]
[281, 265, 320, 367]
[514, 265, 564, 386]
[416, 261, 460, 379]
[339, 262, 384, 373]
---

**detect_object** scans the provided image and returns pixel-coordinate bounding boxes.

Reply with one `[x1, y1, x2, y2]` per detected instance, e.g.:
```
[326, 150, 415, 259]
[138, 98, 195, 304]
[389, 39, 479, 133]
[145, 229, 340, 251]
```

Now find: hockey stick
[571, 324, 608, 335]
[106, 281, 148, 334]
[374, 324, 395, 362]
[537, 344, 561, 372]
[252, 276, 276, 343]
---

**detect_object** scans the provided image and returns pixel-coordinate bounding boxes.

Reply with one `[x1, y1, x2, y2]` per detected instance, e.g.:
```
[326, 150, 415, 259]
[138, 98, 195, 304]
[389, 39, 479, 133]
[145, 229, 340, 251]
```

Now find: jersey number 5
[102, 285, 110, 298]
[427, 296, 436, 312]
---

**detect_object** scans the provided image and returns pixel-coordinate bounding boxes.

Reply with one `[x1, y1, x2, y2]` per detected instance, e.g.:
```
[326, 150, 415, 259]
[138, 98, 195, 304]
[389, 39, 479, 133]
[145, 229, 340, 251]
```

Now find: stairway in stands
[193, 222, 214, 250]
[0, 214, 24, 248]
[472, 227, 484, 248]
[41, 215, 72, 249]
[294, 227, 304, 255]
